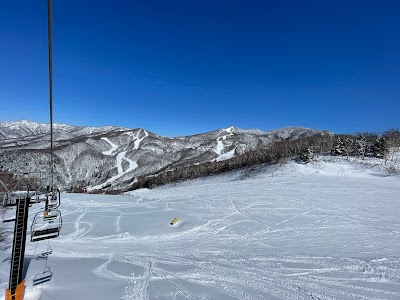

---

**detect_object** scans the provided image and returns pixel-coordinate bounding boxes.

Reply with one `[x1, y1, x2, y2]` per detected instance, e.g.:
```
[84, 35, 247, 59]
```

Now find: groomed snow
[101, 137, 119, 156]
[134, 130, 148, 150]
[89, 133, 145, 191]
[215, 127, 236, 161]
[1, 157, 400, 300]
[90, 130, 148, 190]
[89, 151, 138, 191]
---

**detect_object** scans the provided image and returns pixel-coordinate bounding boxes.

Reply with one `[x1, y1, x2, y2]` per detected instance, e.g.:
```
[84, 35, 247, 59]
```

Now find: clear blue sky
[1, 1, 399, 137]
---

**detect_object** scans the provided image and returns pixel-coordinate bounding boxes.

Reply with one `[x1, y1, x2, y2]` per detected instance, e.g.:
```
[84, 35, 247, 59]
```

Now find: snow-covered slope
[1, 158, 399, 299]
[0, 120, 329, 192]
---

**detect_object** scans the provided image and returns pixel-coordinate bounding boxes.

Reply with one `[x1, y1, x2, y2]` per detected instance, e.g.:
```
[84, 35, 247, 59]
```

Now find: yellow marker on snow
[170, 217, 179, 226]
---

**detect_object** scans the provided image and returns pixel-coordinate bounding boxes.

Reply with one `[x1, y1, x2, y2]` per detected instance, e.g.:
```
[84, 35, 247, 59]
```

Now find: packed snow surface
[101, 137, 119, 156]
[88, 151, 138, 191]
[127, 129, 148, 150]
[1, 158, 400, 299]
[215, 127, 236, 161]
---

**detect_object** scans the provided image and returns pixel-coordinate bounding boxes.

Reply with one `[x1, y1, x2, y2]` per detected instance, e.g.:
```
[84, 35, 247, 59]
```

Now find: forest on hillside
[105, 129, 400, 193]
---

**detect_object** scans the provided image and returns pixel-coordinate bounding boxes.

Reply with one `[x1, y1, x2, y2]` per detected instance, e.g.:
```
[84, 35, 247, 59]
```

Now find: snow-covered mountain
[0, 120, 329, 191]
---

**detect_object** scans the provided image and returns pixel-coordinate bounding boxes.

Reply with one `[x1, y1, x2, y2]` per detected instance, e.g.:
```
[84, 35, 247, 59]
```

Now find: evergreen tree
[371, 137, 388, 158]
[300, 146, 315, 164]
[331, 137, 345, 156]
[355, 134, 367, 159]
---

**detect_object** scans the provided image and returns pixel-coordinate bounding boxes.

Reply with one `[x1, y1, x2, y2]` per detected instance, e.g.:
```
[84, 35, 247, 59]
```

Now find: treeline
[106, 129, 399, 193]
[301, 129, 400, 164]
[0, 173, 19, 194]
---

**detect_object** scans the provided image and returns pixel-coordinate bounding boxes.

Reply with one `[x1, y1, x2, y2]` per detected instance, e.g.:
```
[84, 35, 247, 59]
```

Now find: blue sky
[1, 1, 399, 137]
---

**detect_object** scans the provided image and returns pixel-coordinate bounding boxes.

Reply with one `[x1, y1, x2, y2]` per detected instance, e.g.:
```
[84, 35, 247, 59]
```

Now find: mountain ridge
[0, 120, 330, 192]
[0, 119, 324, 139]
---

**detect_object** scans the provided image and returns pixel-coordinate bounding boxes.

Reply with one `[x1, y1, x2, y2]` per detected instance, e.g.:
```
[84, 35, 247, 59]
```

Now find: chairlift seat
[31, 228, 60, 242]
[2, 217, 16, 223]
[43, 212, 59, 221]
[33, 267, 53, 286]
[30, 193, 47, 203]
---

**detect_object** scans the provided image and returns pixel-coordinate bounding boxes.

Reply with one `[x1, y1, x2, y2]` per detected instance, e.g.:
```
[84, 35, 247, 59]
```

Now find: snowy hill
[1, 157, 399, 299]
[0, 120, 75, 139]
[0, 121, 329, 192]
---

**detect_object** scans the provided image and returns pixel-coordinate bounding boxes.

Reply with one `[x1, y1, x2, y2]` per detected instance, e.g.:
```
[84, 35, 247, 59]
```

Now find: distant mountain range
[0, 120, 329, 192]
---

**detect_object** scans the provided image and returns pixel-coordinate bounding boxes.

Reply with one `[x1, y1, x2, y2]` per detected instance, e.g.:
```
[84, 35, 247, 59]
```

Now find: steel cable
[48, 0, 54, 191]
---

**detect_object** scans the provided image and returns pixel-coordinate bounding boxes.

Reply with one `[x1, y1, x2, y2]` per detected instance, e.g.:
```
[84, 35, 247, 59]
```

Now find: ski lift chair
[31, 210, 62, 242]
[43, 210, 59, 221]
[46, 189, 61, 210]
[30, 191, 47, 204]
[42, 189, 61, 222]
[32, 267, 53, 286]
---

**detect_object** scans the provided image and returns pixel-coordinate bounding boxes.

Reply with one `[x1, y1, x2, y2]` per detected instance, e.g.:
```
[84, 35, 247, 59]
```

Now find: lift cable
[48, 0, 54, 191]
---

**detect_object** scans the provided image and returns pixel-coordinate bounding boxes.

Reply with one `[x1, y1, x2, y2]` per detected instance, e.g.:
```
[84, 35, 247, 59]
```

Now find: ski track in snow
[142, 261, 152, 300]
[101, 137, 119, 156]
[2, 160, 400, 299]
[91, 130, 148, 191]
[215, 127, 236, 162]
[116, 213, 122, 234]
[124, 129, 149, 150]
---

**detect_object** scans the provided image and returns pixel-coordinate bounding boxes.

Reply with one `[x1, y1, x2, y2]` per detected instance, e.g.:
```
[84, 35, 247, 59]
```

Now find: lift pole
[5, 197, 30, 300]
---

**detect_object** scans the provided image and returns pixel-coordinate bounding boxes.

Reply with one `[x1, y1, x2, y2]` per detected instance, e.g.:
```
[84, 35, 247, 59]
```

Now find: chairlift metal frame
[1, 172, 48, 207]
[36, 246, 53, 260]
[32, 267, 53, 286]
[31, 209, 62, 242]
